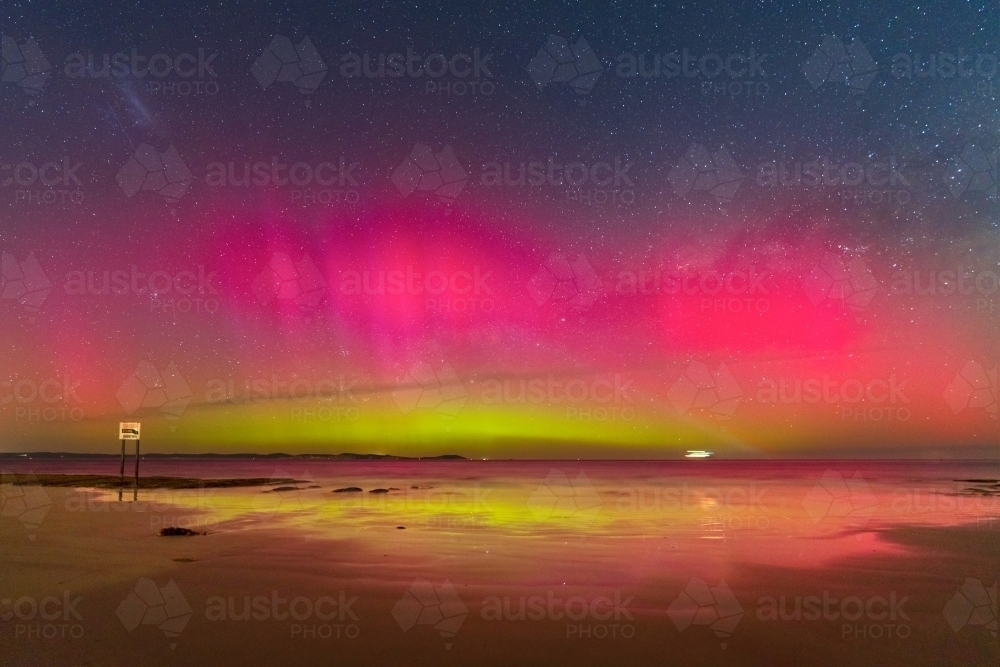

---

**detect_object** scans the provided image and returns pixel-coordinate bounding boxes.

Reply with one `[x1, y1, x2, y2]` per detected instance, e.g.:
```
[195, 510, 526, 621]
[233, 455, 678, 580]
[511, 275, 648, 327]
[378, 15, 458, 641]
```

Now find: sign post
[119, 438, 125, 501]
[119, 423, 140, 501]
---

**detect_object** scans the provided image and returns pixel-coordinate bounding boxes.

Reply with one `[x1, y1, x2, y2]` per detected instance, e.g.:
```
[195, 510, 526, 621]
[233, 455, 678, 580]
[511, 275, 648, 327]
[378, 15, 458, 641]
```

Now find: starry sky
[0, 0, 998, 458]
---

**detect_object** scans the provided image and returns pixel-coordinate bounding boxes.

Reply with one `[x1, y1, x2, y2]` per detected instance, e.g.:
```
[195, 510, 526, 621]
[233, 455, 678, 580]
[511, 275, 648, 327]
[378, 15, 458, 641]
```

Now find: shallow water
[1, 459, 997, 666]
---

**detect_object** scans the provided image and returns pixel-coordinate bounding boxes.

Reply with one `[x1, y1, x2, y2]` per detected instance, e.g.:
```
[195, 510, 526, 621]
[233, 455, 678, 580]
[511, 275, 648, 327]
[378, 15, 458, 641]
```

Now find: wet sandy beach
[1, 460, 997, 666]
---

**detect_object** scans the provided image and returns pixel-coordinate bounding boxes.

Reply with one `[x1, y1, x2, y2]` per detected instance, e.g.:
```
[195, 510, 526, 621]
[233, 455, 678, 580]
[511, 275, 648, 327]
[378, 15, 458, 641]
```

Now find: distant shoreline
[1, 452, 997, 462]
[0, 452, 468, 461]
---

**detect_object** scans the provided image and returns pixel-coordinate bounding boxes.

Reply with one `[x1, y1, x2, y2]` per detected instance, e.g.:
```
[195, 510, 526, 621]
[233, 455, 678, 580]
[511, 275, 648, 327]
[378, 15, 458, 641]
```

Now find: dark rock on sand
[333, 487, 363, 493]
[369, 487, 400, 493]
[159, 527, 203, 536]
[953, 479, 1000, 496]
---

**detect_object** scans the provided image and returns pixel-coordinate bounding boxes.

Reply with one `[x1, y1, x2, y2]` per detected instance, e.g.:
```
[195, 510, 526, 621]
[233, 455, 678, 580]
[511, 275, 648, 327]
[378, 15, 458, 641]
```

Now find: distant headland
[0, 452, 468, 461]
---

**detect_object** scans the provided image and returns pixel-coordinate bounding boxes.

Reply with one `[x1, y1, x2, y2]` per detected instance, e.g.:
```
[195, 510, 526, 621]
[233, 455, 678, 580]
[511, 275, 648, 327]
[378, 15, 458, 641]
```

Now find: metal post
[119, 438, 125, 501]
[133, 439, 140, 502]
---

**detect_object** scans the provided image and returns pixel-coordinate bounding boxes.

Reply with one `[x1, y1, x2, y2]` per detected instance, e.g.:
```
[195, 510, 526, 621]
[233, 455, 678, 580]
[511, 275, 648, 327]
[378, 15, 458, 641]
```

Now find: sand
[1, 464, 997, 667]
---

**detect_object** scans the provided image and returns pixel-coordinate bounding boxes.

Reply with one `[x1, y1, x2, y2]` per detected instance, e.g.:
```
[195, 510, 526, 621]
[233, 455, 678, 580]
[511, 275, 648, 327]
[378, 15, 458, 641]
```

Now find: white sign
[119, 422, 140, 440]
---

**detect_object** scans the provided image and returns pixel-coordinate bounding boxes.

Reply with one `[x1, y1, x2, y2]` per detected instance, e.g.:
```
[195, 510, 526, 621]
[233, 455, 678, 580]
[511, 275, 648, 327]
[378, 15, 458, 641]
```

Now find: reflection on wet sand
[0, 460, 997, 666]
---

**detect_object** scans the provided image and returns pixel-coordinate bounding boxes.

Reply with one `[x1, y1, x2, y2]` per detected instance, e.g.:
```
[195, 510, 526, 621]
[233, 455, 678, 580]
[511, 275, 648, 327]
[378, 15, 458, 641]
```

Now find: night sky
[1, 0, 998, 457]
